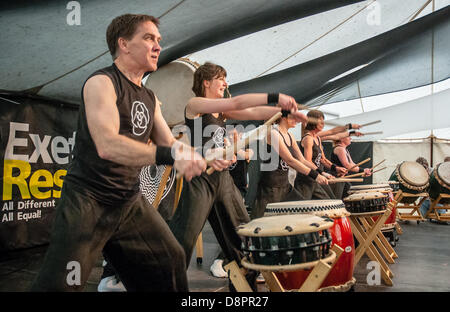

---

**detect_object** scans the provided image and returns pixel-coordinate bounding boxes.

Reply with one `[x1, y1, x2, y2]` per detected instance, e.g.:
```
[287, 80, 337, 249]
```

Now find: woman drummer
[331, 135, 372, 176]
[251, 112, 329, 219]
[330, 134, 372, 198]
[168, 62, 307, 289]
[295, 109, 348, 199]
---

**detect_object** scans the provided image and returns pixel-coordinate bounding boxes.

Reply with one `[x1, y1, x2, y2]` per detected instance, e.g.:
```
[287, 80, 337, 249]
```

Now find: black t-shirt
[65, 63, 156, 204]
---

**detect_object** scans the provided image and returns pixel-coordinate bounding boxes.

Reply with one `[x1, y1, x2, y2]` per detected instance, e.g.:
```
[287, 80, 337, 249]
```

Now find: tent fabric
[157, 0, 365, 67]
[372, 140, 450, 183]
[0, 0, 363, 104]
[189, 0, 437, 85]
[229, 6, 450, 105]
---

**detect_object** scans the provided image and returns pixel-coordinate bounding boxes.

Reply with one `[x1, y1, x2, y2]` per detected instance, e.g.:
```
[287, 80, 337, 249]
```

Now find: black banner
[0, 95, 78, 251]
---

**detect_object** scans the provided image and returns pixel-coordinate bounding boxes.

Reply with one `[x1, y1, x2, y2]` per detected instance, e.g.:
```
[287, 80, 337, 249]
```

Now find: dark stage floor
[1, 219, 449, 292]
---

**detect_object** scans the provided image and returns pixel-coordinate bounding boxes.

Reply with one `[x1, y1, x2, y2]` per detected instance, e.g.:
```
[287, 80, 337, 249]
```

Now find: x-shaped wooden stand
[394, 191, 428, 223]
[349, 205, 394, 286]
[427, 194, 450, 222]
[225, 245, 343, 292]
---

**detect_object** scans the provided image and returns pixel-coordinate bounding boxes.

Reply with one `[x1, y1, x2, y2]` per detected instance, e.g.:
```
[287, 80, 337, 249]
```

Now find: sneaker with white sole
[97, 275, 127, 292]
[210, 259, 228, 278]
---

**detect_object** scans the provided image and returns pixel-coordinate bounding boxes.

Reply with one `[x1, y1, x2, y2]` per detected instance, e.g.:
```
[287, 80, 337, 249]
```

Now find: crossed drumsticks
[343, 158, 387, 178]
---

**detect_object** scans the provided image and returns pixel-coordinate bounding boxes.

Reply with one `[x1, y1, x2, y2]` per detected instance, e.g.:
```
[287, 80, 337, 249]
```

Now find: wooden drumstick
[360, 120, 381, 127]
[205, 111, 282, 175]
[296, 103, 342, 127]
[306, 116, 342, 127]
[343, 171, 366, 178]
[360, 131, 383, 136]
[370, 159, 385, 170]
[347, 157, 371, 172]
[328, 178, 364, 183]
[372, 166, 387, 174]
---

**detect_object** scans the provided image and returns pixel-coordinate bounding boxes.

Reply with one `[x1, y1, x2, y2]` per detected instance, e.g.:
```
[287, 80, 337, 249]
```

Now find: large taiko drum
[144, 58, 199, 128]
[389, 161, 429, 203]
[429, 162, 450, 204]
[237, 214, 333, 268]
[343, 191, 389, 214]
[141, 59, 198, 217]
[264, 200, 355, 291]
[348, 184, 396, 230]
[388, 181, 400, 192]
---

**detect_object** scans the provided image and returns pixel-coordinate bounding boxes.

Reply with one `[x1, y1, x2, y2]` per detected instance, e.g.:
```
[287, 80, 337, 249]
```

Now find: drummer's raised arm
[318, 123, 361, 138]
[186, 93, 297, 118]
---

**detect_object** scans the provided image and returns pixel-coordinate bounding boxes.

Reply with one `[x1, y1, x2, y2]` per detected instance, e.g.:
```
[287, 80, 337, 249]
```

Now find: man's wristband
[155, 146, 175, 166]
[347, 123, 353, 130]
[268, 93, 279, 104]
[349, 130, 356, 135]
[331, 164, 337, 171]
[308, 169, 319, 180]
[358, 167, 365, 173]
[316, 168, 324, 174]
[281, 109, 290, 117]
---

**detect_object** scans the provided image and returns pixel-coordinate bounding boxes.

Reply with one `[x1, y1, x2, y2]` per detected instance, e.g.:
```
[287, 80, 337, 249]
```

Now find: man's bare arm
[84, 75, 157, 166]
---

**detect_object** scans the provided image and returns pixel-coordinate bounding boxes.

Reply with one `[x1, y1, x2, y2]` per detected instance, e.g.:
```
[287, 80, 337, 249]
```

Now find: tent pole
[430, 0, 435, 168]
[430, 134, 434, 168]
[409, 0, 432, 22]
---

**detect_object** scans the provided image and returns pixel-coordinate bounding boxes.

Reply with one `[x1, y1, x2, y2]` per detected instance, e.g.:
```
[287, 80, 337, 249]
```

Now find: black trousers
[30, 182, 187, 292]
[294, 174, 334, 200]
[169, 171, 250, 267]
[251, 183, 303, 219]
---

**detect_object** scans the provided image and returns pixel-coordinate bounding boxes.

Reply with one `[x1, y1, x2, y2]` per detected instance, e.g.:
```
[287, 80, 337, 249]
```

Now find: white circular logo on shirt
[212, 127, 225, 148]
[131, 101, 149, 136]
[280, 159, 289, 171]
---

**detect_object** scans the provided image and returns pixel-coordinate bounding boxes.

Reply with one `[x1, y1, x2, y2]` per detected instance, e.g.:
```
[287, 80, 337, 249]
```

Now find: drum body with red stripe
[265, 200, 355, 291]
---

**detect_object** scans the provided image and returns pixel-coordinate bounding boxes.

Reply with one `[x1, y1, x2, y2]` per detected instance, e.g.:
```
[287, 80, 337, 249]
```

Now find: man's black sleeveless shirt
[65, 63, 156, 204]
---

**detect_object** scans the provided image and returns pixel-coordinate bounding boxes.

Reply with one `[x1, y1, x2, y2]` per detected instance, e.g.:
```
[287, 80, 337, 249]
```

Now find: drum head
[350, 183, 390, 190]
[139, 164, 176, 204]
[398, 161, 429, 187]
[237, 214, 333, 237]
[144, 58, 199, 127]
[349, 184, 392, 194]
[343, 191, 387, 201]
[265, 200, 349, 218]
[436, 162, 450, 189]
[343, 191, 388, 214]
